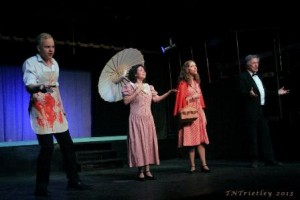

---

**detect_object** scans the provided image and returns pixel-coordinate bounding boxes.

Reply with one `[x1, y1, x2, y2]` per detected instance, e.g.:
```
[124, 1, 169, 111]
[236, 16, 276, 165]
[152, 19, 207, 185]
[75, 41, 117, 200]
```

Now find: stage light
[161, 38, 176, 53]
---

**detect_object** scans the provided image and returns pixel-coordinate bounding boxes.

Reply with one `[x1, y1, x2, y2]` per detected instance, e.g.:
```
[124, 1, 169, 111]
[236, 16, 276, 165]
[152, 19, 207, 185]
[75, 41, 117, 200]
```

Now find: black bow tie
[252, 73, 257, 76]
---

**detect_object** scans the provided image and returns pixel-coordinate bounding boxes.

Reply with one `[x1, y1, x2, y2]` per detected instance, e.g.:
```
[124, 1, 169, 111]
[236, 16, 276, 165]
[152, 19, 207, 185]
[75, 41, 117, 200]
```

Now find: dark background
[1, 0, 299, 161]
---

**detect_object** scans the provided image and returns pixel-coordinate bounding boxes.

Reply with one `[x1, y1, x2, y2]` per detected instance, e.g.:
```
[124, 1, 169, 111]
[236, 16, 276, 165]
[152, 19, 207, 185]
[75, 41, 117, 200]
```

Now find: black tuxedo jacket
[238, 71, 277, 121]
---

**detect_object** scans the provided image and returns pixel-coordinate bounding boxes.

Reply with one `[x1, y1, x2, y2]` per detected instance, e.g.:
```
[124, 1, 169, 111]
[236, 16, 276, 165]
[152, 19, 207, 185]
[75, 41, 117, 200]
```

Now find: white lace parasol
[98, 48, 144, 102]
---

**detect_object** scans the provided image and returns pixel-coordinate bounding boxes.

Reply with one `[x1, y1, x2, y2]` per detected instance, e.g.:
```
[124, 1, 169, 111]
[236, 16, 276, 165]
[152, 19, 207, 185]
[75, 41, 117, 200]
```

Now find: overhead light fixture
[161, 38, 176, 53]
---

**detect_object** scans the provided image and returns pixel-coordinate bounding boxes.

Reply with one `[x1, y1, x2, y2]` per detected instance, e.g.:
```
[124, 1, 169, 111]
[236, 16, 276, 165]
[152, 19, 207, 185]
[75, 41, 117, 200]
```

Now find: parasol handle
[112, 76, 129, 84]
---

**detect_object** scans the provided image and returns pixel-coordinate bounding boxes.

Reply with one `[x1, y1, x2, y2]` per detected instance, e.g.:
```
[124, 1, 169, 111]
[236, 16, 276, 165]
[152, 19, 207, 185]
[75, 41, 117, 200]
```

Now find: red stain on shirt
[34, 94, 63, 129]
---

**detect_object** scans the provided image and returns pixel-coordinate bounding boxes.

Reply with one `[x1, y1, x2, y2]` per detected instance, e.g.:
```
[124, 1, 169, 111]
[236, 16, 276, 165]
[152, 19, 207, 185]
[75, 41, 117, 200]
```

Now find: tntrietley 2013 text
[225, 190, 294, 198]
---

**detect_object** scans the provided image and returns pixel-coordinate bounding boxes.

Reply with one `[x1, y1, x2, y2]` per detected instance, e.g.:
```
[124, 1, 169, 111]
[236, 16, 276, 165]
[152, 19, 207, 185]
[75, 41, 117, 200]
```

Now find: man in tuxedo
[238, 54, 289, 168]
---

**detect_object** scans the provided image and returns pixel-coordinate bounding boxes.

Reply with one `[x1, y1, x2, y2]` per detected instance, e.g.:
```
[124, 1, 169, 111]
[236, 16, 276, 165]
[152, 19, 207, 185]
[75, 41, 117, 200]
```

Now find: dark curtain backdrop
[0, 65, 91, 142]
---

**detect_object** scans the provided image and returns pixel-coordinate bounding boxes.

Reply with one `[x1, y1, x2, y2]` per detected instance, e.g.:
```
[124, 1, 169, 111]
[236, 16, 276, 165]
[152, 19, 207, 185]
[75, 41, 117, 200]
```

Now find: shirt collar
[247, 70, 257, 76]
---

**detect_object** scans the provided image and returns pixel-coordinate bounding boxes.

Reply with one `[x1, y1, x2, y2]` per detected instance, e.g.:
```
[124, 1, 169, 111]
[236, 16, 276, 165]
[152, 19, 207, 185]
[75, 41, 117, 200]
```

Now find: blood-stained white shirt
[22, 54, 68, 134]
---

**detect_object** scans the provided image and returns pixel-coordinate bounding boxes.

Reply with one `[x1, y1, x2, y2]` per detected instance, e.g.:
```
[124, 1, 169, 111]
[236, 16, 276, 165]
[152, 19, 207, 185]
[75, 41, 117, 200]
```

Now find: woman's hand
[186, 96, 193, 101]
[186, 94, 198, 102]
[135, 83, 143, 94]
[169, 89, 177, 94]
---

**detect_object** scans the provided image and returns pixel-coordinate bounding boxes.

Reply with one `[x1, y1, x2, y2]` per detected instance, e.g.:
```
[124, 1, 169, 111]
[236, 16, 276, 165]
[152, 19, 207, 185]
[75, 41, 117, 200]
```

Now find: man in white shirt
[23, 33, 90, 196]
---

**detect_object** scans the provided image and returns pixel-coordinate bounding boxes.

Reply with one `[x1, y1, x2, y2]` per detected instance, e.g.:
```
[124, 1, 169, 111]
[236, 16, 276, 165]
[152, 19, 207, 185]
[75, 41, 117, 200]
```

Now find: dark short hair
[128, 64, 145, 83]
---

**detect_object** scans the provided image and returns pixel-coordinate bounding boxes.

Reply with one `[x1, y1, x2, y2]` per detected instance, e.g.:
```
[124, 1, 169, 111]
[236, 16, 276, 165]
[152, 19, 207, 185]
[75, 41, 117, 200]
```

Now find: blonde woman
[173, 60, 210, 173]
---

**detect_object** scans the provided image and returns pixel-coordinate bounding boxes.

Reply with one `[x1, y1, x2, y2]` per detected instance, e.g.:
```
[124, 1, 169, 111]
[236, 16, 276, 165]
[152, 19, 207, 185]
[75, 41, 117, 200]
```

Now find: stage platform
[0, 135, 178, 177]
[0, 136, 128, 176]
[0, 158, 299, 200]
[1, 136, 299, 199]
[0, 135, 128, 147]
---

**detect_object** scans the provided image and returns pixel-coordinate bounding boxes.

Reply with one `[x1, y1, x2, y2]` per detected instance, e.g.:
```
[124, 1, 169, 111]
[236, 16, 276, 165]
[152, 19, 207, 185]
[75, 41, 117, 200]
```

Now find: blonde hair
[36, 33, 53, 47]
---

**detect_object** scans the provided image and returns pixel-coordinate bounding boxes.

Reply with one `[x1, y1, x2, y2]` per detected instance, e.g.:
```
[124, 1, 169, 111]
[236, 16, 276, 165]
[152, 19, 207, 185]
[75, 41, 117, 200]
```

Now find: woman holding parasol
[122, 64, 176, 181]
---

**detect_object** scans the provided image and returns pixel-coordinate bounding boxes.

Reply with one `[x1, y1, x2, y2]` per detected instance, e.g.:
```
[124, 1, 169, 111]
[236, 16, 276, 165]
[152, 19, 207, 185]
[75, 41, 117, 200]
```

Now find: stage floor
[0, 158, 299, 200]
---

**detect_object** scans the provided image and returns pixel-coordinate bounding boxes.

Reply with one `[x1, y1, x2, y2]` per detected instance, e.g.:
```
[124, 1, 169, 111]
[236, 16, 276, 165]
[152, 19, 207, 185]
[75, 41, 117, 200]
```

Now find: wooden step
[78, 158, 126, 171]
[76, 150, 118, 162]
[72, 138, 128, 171]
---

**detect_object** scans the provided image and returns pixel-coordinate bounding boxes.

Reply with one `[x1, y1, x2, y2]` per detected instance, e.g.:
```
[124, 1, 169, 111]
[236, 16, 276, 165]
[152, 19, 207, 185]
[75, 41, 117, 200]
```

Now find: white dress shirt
[251, 72, 265, 105]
